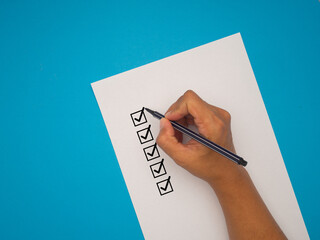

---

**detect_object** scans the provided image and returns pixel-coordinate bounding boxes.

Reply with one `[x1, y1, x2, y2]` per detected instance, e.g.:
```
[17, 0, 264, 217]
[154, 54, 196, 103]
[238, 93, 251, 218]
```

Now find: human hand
[157, 90, 287, 240]
[156, 90, 244, 187]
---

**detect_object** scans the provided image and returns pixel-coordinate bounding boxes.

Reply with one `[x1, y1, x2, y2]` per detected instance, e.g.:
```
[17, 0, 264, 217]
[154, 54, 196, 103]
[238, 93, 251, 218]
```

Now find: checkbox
[143, 143, 160, 161]
[137, 125, 153, 144]
[130, 108, 147, 127]
[156, 176, 173, 196]
[150, 159, 166, 178]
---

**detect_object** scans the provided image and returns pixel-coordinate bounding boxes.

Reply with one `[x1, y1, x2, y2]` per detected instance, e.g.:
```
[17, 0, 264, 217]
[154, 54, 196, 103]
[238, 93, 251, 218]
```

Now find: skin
[156, 90, 287, 240]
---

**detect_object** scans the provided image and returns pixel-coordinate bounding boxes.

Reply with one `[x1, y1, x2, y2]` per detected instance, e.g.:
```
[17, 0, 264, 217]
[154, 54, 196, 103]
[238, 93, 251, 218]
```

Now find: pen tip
[144, 107, 153, 114]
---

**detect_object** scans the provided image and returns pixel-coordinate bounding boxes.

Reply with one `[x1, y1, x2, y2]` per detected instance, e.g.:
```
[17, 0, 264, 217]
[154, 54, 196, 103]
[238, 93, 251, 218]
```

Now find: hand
[157, 90, 287, 240]
[156, 90, 244, 186]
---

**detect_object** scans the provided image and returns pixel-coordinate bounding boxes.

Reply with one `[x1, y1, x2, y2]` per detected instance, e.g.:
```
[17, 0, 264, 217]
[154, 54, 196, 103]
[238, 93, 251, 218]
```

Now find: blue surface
[0, 1, 319, 239]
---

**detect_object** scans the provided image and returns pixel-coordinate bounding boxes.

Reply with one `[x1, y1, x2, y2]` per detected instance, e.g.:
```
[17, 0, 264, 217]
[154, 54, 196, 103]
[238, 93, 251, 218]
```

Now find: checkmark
[134, 107, 144, 121]
[160, 176, 171, 191]
[150, 159, 166, 178]
[137, 125, 153, 144]
[130, 108, 147, 127]
[140, 125, 151, 140]
[153, 159, 164, 173]
[147, 142, 158, 156]
[157, 176, 173, 196]
[143, 143, 160, 161]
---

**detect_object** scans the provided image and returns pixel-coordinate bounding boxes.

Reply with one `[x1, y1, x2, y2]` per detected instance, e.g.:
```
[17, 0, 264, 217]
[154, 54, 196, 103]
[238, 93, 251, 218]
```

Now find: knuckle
[183, 89, 196, 99]
[222, 110, 231, 122]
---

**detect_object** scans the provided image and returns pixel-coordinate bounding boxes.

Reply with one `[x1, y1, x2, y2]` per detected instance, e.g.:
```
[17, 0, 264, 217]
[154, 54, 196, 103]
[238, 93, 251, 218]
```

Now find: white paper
[91, 33, 309, 240]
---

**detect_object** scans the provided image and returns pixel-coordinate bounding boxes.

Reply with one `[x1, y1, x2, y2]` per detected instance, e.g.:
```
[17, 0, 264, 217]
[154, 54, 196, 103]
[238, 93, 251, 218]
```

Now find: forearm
[209, 167, 287, 240]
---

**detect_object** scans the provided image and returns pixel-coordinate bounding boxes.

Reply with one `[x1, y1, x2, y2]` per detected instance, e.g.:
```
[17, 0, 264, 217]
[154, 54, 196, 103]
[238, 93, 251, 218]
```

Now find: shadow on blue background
[0, 0, 319, 239]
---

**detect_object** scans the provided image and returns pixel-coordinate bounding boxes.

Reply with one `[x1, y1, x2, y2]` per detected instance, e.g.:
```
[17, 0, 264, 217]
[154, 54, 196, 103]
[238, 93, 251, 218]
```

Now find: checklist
[92, 33, 309, 240]
[130, 107, 174, 196]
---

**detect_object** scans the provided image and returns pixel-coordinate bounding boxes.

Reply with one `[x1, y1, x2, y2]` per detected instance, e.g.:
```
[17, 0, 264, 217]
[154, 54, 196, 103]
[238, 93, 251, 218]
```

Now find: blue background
[0, 0, 319, 239]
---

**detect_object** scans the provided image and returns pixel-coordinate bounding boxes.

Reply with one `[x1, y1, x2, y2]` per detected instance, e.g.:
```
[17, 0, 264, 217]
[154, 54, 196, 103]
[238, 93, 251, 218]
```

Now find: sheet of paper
[91, 33, 309, 240]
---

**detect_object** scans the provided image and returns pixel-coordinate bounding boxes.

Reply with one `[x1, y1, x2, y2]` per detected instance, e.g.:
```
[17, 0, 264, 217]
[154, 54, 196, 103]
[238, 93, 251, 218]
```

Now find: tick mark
[160, 176, 171, 191]
[134, 107, 145, 122]
[153, 159, 164, 174]
[147, 143, 157, 156]
[143, 143, 160, 161]
[140, 125, 151, 140]
[130, 108, 147, 127]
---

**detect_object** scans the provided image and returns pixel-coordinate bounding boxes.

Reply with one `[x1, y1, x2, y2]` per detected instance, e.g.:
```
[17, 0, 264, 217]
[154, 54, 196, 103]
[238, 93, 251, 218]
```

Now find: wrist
[207, 165, 249, 192]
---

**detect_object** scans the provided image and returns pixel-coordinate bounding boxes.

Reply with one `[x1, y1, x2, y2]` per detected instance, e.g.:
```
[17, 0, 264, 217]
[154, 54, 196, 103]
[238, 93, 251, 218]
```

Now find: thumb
[156, 118, 187, 164]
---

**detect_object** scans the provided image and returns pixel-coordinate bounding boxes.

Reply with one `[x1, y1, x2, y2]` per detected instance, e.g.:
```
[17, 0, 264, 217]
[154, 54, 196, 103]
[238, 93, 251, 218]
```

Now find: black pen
[145, 108, 247, 167]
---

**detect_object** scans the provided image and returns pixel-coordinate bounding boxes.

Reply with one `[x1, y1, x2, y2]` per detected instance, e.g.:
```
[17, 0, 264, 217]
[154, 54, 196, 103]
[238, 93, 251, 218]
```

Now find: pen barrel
[153, 111, 165, 119]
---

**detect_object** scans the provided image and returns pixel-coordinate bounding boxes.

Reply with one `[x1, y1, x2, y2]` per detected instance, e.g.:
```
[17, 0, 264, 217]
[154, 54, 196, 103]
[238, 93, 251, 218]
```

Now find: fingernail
[165, 111, 172, 117]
